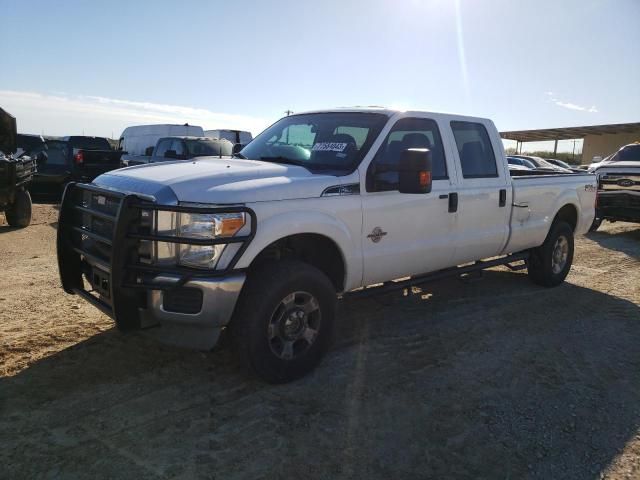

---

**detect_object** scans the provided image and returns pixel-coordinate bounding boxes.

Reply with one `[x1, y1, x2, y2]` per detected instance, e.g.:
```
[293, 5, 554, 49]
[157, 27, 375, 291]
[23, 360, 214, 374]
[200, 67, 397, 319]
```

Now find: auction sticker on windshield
[312, 142, 348, 152]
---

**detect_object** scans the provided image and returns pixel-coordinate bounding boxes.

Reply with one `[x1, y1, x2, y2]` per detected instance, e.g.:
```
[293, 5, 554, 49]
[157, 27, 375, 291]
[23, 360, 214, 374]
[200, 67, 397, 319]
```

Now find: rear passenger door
[448, 120, 511, 264]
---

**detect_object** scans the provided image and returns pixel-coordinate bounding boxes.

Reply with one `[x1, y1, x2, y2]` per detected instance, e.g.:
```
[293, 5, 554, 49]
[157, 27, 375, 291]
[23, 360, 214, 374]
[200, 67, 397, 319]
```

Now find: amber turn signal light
[419, 171, 431, 187]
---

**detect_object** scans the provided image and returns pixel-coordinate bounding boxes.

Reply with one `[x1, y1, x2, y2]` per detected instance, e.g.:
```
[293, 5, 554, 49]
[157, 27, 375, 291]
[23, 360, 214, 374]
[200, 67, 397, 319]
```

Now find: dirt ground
[1, 204, 639, 479]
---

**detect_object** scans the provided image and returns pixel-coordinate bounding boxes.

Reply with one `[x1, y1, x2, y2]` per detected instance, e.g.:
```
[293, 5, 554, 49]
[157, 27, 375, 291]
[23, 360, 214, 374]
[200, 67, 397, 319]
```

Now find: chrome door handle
[512, 202, 529, 208]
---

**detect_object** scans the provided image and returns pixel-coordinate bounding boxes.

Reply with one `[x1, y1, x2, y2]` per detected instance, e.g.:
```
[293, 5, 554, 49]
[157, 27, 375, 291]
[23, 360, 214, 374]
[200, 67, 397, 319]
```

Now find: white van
[120, 124, 204, 166]
[204, 129, 253, 147]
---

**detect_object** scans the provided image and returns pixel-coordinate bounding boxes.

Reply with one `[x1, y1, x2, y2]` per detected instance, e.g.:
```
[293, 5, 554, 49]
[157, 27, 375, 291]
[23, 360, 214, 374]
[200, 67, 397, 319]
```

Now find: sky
[1, 0, 638, 153]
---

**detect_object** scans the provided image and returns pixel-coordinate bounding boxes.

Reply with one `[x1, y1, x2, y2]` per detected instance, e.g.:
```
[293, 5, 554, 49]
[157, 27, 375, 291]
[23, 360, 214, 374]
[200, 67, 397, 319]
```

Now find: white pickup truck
[588, 143, 640, 230]
[57, 108, 597, 382]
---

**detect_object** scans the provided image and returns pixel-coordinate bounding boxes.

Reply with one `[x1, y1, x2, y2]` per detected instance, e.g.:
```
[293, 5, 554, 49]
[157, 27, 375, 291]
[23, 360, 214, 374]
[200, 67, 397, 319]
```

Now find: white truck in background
[119, 124, 205, 166]
[205, 129, 253, 148]
[589, 142, 640, 230]
[58, 108, 597, 383]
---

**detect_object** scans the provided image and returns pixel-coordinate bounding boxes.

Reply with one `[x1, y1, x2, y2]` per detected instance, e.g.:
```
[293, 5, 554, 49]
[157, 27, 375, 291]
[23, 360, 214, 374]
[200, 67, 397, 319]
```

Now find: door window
[450, 121, 498, 178]
[368, 117, 447, 192]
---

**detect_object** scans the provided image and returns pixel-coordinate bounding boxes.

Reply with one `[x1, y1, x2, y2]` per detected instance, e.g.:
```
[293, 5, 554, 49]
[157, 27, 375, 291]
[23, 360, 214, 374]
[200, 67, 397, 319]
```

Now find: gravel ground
[1, 204, 639, 479]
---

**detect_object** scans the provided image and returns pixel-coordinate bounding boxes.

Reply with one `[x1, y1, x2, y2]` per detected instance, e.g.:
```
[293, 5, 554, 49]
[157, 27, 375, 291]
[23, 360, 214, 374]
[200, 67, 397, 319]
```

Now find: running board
[346, 252, 530, 298]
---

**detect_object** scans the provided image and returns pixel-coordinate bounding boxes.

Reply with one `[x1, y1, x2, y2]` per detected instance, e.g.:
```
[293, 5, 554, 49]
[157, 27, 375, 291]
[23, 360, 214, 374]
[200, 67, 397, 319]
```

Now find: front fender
[236, 207, 362, 291]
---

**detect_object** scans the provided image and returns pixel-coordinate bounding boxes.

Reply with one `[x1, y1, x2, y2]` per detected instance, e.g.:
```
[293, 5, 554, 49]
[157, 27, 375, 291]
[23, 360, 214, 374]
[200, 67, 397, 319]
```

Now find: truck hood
[94, 157, 349, 204]
[593, 161, 640, 172]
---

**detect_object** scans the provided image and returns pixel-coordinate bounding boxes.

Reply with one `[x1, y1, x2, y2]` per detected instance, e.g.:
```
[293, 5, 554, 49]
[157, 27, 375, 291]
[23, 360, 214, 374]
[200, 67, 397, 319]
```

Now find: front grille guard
[57, 182, 256, 330]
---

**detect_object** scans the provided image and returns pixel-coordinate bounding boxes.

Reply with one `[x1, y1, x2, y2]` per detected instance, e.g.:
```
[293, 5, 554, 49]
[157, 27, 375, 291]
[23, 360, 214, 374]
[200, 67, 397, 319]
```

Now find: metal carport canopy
[500, 122, 640, 142]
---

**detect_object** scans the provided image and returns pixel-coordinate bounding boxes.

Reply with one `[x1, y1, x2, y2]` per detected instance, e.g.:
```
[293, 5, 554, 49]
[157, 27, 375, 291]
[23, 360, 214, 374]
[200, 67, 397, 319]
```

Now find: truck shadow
[0, 224, 21, 233]
[586, 223, 640, 259]
[2, 270, 639, 479]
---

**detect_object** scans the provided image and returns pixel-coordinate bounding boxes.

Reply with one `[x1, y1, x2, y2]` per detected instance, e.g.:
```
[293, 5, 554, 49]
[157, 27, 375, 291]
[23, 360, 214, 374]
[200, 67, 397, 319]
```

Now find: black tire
[589, 217, 602, 232]
[527, 221, 574, 287]
[5, 189, 32, 228]
[231, 260, 336, 383]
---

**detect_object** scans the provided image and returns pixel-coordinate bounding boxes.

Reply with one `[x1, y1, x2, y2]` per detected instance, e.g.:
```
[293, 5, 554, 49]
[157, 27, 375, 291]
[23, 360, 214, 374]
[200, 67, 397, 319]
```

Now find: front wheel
[5, 189, 32, 228]
[527, 221, 574, 287]
[231, 260, 336, 383]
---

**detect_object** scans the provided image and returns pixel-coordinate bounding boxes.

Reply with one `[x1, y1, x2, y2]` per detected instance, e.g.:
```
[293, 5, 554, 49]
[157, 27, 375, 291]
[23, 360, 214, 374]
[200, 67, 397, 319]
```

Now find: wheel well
[250, 234, 346, 292]
[554, 204, 578, 231]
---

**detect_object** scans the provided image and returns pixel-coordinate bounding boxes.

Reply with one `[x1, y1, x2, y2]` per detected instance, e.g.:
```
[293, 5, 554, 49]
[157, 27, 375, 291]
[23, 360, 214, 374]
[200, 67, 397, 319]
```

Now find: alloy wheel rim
[268, 291, 321, 360]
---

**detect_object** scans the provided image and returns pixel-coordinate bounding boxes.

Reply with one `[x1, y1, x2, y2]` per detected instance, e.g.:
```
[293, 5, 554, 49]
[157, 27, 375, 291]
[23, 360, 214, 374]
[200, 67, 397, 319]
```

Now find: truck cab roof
[293, 107, 493, 123]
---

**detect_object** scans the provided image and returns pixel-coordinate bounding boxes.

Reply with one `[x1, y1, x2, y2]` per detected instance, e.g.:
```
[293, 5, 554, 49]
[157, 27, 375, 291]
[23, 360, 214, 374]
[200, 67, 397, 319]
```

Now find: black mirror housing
[232, 143, 244, 155]
[398, 148, 432, 194]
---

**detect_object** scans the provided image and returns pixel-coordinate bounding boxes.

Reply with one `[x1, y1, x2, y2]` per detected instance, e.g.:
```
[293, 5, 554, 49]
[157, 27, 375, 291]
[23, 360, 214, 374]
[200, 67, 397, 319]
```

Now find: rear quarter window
[450, 121, 498, 178]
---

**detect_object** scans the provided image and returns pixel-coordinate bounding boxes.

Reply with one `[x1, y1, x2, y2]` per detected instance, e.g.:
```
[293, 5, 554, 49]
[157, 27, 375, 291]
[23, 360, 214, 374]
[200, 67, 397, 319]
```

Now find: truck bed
[505, 172, 597, 254]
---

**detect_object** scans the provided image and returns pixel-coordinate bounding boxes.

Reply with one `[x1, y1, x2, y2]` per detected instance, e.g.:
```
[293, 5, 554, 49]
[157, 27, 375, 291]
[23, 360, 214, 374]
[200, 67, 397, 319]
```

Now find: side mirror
[398, 148, 432, 194]
[592, 156, 602, 163]
[232, 143, 244, 155]
[144, 146, 155, 156]
[36, 151, 48, 165]
[164, 149, 177, 159]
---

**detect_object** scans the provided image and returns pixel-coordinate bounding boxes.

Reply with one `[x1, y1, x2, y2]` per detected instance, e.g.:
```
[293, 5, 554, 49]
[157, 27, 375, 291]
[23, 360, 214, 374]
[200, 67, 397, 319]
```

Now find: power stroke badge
[367, 227, 388, 243]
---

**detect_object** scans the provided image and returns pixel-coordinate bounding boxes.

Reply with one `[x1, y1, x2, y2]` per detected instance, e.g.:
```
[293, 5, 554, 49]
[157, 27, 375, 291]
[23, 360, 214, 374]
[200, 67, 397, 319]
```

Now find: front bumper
[141, 273, 245, 350]
[57, 182, 255, 350]
[597, 191, 640, 223]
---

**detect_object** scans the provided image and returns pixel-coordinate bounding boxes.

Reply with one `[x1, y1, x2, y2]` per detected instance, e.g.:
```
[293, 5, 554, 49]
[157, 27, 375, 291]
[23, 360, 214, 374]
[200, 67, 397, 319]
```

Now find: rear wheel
[527, 221, 574, 287]
[231, 260, 336, 383]
[5, 189, 32, 228]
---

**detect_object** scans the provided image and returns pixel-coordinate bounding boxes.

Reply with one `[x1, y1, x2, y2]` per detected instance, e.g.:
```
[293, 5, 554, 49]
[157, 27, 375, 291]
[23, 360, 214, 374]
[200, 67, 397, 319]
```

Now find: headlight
[151, 211, 246, 269]
[178, 212, 246, 239]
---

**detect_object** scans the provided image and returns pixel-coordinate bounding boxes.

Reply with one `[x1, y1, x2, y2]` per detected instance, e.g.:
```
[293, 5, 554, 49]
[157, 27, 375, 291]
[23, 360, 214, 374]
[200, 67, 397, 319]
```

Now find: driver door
[361, 116, 458, 285]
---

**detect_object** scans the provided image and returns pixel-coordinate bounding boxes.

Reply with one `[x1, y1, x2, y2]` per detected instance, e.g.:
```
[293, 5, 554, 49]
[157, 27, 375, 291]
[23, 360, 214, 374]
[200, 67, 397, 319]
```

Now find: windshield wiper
[233, 152, 247, 159]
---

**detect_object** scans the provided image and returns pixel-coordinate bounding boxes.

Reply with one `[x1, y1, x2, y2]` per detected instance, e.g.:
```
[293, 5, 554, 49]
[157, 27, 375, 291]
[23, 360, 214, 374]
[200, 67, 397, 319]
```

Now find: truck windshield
[240, 112, 388, 172]
[185, 139, 232, 157]
[618, 144, 640, 162]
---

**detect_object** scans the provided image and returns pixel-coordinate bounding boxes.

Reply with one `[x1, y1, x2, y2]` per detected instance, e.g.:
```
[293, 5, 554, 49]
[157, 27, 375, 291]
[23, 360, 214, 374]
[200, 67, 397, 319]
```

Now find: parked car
[510, 155, 572, 172]
[507, 156, 535, 169]
[57, 108, 596, 383]
[589, 142, 640, 230]
[205, 129, 253, 148]
[544, 158, 583, 172]
[119, 124, 205, 166]
[0, 108, 36, 227]
[508, 163, 532, 173]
